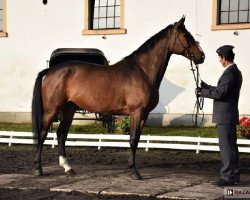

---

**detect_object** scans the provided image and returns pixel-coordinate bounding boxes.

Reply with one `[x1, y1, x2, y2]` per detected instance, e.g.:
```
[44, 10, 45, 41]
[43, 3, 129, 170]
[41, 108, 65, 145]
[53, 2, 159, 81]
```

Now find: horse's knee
[38, 131, 48, 141]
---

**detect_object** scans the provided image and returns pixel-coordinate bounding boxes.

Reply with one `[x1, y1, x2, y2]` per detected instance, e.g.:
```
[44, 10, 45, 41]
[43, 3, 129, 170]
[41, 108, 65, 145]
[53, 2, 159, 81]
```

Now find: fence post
[52, 133, 56, 148]
[98, 134, 102, 150]
[145, 135, 150, 151]
[8, 132, 13, 147]
[196, 136, 201, 154]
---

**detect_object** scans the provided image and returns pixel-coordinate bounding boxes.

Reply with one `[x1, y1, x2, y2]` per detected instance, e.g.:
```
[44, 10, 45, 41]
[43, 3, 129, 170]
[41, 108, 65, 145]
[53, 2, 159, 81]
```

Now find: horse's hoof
[130, 169, 142, 180]
[34, 169, 43, 176]
[65, 169, 76, 176]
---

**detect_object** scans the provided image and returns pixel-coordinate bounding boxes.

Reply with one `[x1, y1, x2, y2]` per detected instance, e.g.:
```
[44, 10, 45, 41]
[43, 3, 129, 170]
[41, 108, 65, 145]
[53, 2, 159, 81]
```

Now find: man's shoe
[215, 178, 235, 186]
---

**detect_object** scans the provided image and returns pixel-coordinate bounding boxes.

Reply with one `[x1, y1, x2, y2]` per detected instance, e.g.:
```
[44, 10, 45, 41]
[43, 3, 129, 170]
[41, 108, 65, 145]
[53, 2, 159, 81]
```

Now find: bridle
[190, 55, 204, 126]
[171, 32, 194, 60]
[172, 31, 205, 126]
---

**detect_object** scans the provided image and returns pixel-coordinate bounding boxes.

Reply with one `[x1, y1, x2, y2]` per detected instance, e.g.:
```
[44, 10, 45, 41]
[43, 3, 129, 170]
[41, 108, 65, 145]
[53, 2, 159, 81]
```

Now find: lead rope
[190, 58, 204, 126]
[172, 33, 204, 126]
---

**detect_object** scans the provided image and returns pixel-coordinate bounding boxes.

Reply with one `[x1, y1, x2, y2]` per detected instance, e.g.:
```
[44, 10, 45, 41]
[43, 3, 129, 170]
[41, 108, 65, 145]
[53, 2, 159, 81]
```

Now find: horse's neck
[137, 40, 171, 87]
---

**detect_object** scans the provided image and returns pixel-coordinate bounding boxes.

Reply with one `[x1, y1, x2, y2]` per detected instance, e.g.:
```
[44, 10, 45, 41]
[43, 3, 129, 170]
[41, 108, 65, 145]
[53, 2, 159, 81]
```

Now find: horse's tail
[32, 68, 49, 143]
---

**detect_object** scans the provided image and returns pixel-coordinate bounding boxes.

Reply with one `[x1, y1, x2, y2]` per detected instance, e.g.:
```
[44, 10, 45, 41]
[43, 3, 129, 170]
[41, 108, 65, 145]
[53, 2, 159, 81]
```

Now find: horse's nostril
[202, 54, 205, 60]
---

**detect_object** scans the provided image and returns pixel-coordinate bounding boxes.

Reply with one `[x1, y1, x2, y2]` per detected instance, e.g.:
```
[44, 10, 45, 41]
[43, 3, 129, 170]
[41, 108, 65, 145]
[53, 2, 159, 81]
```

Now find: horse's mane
[124, 24, 174, 60]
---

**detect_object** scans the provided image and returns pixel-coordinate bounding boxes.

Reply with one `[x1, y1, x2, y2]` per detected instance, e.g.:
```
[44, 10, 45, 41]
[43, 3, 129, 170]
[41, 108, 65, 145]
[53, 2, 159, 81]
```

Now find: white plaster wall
[0, 0, 249, 116]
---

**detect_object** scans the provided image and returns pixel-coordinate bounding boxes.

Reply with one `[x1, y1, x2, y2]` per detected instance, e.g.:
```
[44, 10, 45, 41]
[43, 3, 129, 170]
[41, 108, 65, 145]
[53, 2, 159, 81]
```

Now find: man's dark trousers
[217, 124, 240, 182]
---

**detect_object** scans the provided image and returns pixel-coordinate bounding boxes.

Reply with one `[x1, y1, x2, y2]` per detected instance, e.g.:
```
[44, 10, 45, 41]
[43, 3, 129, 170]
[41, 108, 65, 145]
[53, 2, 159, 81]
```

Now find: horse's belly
[70, 88, 127, 115]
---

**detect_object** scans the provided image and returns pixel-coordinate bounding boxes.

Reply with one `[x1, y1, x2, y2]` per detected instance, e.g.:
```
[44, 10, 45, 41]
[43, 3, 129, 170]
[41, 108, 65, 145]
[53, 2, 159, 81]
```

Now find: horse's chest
[144, 89, 159, 110]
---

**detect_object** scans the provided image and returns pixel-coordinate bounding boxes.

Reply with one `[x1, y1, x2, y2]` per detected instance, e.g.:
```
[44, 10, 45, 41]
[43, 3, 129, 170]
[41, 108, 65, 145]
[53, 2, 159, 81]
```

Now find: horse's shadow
[146, 78, 185, 127]
[152, 77, 185, 114]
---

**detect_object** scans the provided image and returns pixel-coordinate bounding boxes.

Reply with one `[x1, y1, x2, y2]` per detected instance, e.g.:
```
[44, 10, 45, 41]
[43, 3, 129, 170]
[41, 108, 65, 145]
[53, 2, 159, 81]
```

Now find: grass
[0, 121, 246, 138]
[142, 126, 218, 137]
[0, 122, 32, 132]
[0, 122, 218, 137]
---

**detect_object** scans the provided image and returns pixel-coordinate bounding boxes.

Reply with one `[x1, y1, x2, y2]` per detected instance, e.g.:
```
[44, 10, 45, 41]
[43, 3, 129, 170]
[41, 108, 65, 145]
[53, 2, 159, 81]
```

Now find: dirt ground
[1, 145, 250, 199]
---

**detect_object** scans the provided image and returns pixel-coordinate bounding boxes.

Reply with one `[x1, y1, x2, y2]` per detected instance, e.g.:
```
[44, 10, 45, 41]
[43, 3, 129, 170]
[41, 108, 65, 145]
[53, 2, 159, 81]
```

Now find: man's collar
[224, 63, 235, 72]
[226, 63, 235, 68]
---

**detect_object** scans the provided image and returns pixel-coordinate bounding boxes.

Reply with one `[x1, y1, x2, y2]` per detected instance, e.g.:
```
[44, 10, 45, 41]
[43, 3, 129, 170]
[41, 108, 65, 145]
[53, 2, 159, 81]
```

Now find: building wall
[0, 0, 249, 125]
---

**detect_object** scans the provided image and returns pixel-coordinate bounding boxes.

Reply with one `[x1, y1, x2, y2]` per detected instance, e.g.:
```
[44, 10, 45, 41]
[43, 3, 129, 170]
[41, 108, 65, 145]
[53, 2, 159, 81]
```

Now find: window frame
[83, 0, 126, 35]
[212, 0, 250, 30]
[0, 0, 7, 37]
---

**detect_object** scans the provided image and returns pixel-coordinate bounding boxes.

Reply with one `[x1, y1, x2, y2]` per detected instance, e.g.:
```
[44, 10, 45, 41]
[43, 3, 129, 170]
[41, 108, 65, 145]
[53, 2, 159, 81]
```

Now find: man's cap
[216, 45, 234, 56]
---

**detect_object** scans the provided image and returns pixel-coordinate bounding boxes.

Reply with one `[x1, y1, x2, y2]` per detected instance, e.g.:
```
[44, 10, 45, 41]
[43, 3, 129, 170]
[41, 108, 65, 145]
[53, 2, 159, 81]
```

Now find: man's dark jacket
[200, 64, 242, 125]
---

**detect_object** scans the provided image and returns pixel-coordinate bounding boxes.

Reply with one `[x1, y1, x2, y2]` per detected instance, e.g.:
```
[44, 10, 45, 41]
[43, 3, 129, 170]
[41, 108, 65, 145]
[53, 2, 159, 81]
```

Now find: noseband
[171, 32, 196, 60]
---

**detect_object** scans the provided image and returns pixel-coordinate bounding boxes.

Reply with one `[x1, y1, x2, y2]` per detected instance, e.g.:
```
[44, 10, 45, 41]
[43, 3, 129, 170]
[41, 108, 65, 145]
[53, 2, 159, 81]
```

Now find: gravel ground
[1, 145, 250, 199]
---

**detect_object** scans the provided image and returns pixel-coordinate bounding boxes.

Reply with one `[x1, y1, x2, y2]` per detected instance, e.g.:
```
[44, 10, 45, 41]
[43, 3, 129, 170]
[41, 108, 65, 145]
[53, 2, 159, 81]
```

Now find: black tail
[32, 69, 49, 142]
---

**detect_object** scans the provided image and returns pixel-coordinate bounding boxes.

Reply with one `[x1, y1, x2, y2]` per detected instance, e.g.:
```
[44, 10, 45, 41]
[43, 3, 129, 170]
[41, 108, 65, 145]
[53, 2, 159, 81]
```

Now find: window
[212, 0, 250, 30]
[0, 0, 7, 37]
[83, 0, 126, 35]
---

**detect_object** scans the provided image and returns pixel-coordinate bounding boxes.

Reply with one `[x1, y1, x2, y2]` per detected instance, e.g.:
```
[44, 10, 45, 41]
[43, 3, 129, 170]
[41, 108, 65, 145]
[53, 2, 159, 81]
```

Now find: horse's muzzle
[195, 52, 205, 64]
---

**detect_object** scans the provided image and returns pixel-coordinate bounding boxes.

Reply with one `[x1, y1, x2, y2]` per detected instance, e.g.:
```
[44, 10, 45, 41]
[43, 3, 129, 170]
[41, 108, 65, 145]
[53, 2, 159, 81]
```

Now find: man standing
[197, 45, 242, 186]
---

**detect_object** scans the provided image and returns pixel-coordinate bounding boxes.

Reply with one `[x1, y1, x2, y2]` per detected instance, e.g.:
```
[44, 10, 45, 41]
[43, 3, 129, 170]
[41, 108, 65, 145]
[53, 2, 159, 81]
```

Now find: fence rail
[1, 131, 250, 153]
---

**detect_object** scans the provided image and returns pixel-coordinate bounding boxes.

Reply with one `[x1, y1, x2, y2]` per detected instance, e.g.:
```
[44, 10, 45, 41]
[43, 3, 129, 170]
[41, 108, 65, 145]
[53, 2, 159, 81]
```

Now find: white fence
[1, 131, 250, 153]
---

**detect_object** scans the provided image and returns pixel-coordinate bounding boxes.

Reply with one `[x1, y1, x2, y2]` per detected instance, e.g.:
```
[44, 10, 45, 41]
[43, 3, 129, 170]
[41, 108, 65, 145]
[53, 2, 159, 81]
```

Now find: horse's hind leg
[34, 111, 57, 176]
[57, 102, 76, 175]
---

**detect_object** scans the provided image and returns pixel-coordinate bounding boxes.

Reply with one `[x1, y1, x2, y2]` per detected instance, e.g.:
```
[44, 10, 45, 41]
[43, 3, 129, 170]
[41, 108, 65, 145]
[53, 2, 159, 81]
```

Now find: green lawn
[142, 126, 218, 137]
[0, 121, 233, 138]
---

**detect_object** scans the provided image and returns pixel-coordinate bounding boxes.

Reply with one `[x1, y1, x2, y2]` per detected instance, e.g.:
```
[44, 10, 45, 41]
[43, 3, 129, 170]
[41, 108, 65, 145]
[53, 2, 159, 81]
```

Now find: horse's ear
[174, 16, 186, 30]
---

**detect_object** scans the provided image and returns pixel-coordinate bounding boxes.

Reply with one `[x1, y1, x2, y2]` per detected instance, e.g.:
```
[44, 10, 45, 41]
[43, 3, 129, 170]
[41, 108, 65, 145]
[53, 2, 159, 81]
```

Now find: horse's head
[171, 16, 205, 64]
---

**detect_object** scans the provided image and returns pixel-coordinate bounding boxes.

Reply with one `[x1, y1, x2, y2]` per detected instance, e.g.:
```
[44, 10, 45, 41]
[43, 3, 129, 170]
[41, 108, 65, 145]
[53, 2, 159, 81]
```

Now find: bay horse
[32, 17, 205, 180]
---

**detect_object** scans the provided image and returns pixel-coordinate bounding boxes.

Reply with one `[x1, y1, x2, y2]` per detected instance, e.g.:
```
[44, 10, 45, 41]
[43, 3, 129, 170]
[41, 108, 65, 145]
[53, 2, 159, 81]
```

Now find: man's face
[219, 56, 226, 67]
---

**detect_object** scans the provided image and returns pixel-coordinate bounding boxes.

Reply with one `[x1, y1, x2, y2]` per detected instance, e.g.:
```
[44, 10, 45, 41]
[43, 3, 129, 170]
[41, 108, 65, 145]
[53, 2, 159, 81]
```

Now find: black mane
[124, 24, 174, 60]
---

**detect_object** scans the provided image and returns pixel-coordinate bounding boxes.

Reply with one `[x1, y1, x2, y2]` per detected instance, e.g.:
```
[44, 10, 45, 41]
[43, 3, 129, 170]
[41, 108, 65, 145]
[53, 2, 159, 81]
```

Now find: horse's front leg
[128, 110, 148, 180]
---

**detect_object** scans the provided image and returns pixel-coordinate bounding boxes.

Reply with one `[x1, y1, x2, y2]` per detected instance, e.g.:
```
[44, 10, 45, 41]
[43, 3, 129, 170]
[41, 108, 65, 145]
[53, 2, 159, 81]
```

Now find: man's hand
[196, 87, 201, 97]
[201, 80, 209, 89]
